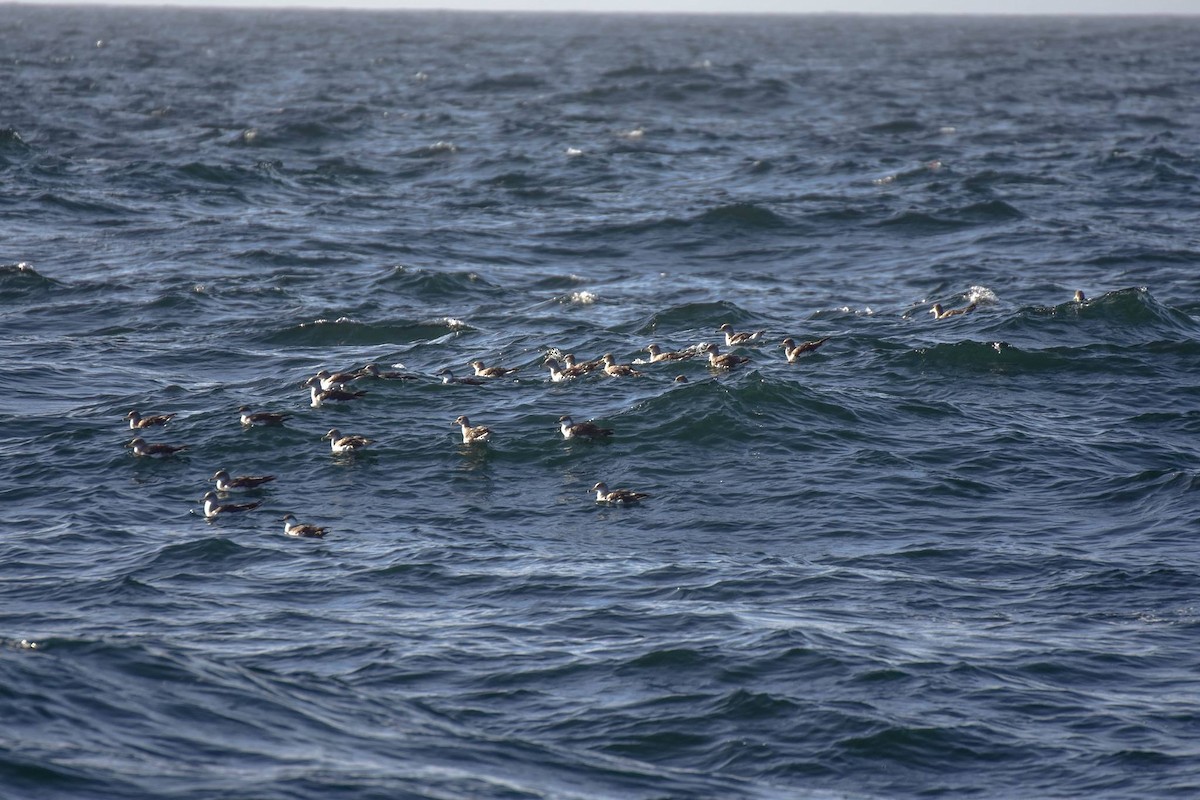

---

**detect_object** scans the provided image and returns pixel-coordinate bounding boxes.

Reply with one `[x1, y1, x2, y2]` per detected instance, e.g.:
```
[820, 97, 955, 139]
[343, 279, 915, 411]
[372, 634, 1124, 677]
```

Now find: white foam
[966, 285, 998, 305]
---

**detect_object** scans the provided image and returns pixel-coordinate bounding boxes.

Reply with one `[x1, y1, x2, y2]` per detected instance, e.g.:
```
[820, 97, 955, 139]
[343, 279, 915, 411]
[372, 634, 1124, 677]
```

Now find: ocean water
[3, 6, 1200, 798]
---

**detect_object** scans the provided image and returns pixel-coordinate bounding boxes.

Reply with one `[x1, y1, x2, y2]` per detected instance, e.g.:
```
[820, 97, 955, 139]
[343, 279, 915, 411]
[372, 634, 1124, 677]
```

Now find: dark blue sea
[3, 6, 1199, 798]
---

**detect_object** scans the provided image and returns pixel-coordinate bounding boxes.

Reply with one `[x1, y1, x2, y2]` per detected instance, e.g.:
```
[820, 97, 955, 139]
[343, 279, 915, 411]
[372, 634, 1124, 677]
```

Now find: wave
[370, 265, 499, 298]
[265, 317, 471, 347]
[995, 287, 1200, 340]
[635, 301, 755, 335]
[0, 262, 65, 298]
[872, 200, 1024, 232]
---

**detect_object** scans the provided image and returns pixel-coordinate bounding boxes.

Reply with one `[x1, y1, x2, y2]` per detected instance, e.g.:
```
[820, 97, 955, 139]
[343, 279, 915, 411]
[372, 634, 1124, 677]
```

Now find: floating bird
[238, 406, 290, 426]
[563, 353, 605, 373]
[437, 368, 486, 386]
[543, 357, 577, 383]
[674, 375, 689, 383]
[313, 368, 361, 391]
[125, 410, 175, 430]
[1073, 290, 1086, 303]
[305, 378, 367, 408]
[717, 323, 765, 346]
[703, 343, 750, 370]
[558, 415, 613, 441]
[470, 359, 519, 378]
[591, 481, 649, 505]
[601, 353, 643, 377]
[453, 414, 492, 444]
[212, 469, 276, 491]
[645, 343, 694, 363]
[929, 302, 977, 320]
[322, 428, 371, 454]
[125, 437, 186, 457]
[282, 513, 328, 538]
[202, 491, 262, 519]
[356, 363, 415, 380]
[781, 336, 831, 363]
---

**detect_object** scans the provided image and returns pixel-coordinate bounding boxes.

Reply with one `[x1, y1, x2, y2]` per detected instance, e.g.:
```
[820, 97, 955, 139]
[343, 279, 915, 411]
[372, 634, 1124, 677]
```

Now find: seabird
[313, 368, 361, 391]
[212, 469, 276, 491]
[470, 359, 519, 378]
[781, 336, 831, 363]
[601, 353, 643, 377]
[305, 378, 366, 408]
[125, 437, 186, 457]
[238, 406, 290, 426]
[437, 368, 486, 386]
[357, 363, 415, 380]
[558, 415, 613, 441]
[591, 481, 649, 505]
[125, 410, 175, 429]
[1073, 290, 1086, 303]
[202, 491, 262, 519]
[929, 302, 977, 320]
[563, 353, 605, 373]
[282, 513, 328, 538]
[703, 343, 750, 370]
[322, 428, 371, 454]
[717, 323, 765, 346]
[645, 344, 694, 363]
[543, 357, 575, 383]
[453, 414, 492, 444]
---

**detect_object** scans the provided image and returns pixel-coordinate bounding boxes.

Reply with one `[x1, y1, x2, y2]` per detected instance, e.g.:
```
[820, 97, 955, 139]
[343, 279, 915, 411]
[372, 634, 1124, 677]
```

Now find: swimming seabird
[703, 343, 750, 370]
[313, 368, 361, 391]
[929, 302, 977, 320]
[125, 410, 175, 430]
[212, 469, 276, 491]
[591, 481, 649, 505]
[470, 359, 519, 378]
[601, 353, 643, 377]
[237, 406, 290, 426]
[558, 415, 613, 441]
[781, 336, 831, 363]
[645, 344, 694, 363]
[543, 357, 576, 383]
[717, 323, 765, 346]
[322, 428, 371, 454]
[453, 414, 492, 444]
[305, 378, 366, 408]
[282, 513, 328, 538]
[202, 491, 262, 519]
[437, 368, 486, 386]
[563, 354, 605, 373]
[1073, 290, 1086, 303]
[356, 363, 416, 380]
[125, 437, 187, 457]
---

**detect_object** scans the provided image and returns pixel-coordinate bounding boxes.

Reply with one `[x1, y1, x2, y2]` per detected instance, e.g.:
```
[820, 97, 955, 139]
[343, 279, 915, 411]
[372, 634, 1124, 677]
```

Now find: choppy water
[3, 7, 1200, 798]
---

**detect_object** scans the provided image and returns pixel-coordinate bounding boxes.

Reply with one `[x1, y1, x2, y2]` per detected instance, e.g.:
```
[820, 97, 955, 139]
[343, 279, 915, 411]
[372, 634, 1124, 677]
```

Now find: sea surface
[2, 6, 1199, 798]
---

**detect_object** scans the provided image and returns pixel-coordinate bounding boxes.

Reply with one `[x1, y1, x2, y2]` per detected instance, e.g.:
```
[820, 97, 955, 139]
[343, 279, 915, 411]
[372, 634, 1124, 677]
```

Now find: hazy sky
[17, 0, 1200, 14]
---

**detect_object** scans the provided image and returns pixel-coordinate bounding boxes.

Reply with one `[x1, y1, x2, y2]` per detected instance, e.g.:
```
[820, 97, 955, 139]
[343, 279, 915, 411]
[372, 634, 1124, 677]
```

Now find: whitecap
[565, 147, 584, 157]
[966, 285, 998, 305]
[567, 291, 597, 305]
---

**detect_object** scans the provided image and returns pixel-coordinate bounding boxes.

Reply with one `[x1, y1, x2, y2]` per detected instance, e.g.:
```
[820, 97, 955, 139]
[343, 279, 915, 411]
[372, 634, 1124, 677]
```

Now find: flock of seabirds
[122, 292, 1088, 537]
